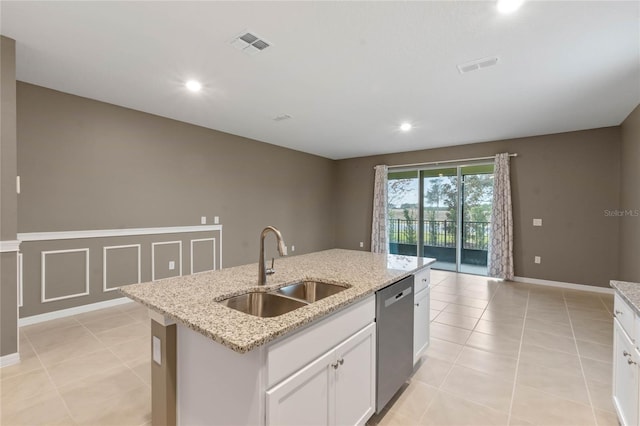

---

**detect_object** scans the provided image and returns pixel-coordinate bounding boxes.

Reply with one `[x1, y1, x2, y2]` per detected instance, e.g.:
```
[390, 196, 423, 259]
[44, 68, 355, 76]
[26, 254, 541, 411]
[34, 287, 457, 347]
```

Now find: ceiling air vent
[230, 31, 271, 56]
[457, 56, 499, 74]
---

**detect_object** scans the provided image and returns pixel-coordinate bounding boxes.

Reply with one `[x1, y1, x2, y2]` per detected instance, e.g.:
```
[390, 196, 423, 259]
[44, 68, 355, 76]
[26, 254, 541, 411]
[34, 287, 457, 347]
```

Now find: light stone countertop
[119, 248, 435, 353]
[611, 280, 640, 315]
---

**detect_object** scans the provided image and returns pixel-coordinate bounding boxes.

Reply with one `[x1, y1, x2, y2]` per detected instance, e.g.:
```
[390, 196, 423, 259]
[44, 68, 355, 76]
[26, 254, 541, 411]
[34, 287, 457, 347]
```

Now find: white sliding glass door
[387, 163, 494, 275]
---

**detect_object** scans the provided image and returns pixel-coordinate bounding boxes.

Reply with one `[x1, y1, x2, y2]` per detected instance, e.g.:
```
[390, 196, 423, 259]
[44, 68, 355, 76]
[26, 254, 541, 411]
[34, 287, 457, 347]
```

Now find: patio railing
[388, 219, 490, 251]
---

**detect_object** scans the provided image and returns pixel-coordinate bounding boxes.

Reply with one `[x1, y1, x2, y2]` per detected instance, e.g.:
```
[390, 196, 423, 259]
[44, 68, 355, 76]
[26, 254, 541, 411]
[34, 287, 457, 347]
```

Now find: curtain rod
[381, 153, 518, 170]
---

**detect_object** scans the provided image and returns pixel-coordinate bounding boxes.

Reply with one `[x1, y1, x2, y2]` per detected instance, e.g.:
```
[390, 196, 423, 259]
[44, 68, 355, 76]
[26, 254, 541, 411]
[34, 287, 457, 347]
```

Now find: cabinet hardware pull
[615, 310, 623, 315]
[331, 359, 344, 370]
[624, 350, 631, 357]
[628, 358, 637, 365]
[422, 278, 428, 282]
[415, 303, 420, 307]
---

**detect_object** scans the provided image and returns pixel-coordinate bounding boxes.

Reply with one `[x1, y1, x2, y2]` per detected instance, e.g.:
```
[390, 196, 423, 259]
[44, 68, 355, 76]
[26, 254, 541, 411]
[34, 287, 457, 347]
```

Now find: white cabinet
[612, 294, 640, 426]
[413, 267, 431, 365]
[265, 348, 333, 426]
[613, 320, 639, 426]
[266, 323, 376, 426]
[413, 286, 430, 365]
[334, 324, 376, 426]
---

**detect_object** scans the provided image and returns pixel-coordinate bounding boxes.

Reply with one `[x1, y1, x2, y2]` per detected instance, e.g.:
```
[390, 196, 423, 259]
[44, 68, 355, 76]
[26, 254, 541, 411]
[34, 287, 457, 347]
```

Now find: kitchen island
[120, 248, 435, 426]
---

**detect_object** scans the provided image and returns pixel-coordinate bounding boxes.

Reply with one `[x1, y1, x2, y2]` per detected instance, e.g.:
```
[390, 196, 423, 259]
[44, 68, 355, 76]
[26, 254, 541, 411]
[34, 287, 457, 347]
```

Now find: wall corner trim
[0, 240, 21, 252]
[0, 352, 20, 368]
[512, 276, 614, 294]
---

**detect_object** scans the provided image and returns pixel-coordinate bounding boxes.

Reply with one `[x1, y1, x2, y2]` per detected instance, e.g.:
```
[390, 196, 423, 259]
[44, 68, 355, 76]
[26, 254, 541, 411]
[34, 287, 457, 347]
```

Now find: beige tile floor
[0, 271, 618, 426]
[370, 270, 618, 426]
[0, 302, 151, 426]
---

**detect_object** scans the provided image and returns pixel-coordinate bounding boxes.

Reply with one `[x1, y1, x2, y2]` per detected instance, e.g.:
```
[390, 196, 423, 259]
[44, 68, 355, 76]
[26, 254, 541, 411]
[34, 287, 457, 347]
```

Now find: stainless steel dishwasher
[375, 274, 414, 413]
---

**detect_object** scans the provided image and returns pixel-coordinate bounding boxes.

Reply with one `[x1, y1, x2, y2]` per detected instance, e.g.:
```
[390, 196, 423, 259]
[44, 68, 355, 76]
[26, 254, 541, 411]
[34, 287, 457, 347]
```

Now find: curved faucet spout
[258, 226, 287, 285]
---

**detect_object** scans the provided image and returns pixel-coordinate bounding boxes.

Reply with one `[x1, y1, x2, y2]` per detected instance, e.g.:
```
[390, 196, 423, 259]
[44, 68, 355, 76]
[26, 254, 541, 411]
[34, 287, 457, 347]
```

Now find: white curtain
[371, 165, 388, 254]
[488, 153, 514, 280]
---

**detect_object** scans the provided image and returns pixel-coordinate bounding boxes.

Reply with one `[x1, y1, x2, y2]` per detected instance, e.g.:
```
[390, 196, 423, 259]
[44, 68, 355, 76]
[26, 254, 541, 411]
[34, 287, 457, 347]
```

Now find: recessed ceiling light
[185, 80, 202, 92]
[400, 122, 412, 132]
[496, 0, 524, 14]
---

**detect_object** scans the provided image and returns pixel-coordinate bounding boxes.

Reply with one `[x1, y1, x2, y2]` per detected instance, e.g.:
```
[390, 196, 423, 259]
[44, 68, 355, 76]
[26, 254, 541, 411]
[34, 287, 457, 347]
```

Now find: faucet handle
[266, 258, 276, 275]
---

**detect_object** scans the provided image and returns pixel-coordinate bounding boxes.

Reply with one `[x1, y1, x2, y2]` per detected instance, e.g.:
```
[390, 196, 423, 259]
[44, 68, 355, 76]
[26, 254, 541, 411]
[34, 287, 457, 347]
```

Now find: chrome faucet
[258, 226, 287, 285]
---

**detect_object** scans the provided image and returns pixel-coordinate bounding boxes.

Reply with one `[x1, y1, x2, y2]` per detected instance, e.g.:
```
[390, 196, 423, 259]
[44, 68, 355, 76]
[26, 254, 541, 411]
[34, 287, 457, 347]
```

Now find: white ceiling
[2, 1, 639, 160]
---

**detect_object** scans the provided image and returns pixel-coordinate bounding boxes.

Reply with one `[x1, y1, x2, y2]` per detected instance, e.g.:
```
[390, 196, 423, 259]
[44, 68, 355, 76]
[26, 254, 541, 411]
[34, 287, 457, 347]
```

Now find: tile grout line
[563, 291, 600, 426]
[506, 283, 530, 425]
[79, 310, 152, 389]
[20, 330, 77, 423]
[414, 275, 483, 424]
[416, 277, 508, 424]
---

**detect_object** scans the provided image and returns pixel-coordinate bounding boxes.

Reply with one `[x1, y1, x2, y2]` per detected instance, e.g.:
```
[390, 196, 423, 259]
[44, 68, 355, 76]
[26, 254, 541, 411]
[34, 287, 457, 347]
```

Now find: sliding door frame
[390, 160, 494, 273]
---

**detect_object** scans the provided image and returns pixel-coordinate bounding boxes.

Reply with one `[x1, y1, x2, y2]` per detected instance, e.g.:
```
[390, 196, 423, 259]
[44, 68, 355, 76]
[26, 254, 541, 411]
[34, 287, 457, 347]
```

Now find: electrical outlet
[169, 261, 175, 270]
[214, 216, 219, 224]
[359, 242, 364, 248]
[534, 256, 541, 264]
[152, 336, 162, 365]
[533, 218, 542, 227]
[201, 216, 207, 224]
[291, 245, 295, 252]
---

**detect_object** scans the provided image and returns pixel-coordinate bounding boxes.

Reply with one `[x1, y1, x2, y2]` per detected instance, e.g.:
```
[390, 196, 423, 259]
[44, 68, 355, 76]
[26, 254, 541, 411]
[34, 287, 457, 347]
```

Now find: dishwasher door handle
[384, 287, 412, 307]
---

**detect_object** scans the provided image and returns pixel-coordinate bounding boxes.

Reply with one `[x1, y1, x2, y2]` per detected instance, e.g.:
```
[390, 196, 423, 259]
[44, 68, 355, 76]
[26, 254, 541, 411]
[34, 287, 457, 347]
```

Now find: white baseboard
[0, 352, 20, 368]
[513, 276, 614, 295]
[19, 297, 135, 327]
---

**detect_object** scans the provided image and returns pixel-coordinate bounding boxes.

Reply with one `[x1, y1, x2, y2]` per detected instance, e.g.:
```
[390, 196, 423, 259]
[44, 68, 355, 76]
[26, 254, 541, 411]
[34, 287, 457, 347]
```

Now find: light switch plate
[201, 216, 206, 224]
[214, 216, 219, 224]
[534, 256, 541, 264]
[169, 261, 175, 270]
[533, 218, 542, 226]
[359, 242, 364, 248]
[152, 336, 162, 365]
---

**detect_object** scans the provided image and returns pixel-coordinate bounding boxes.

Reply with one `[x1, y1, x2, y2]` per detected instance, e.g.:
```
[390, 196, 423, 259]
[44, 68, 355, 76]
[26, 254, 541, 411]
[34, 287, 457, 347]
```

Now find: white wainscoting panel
[152, 241, 183, 281]
[41, 248, 90, 303]
[190, 238, 216, 274]
[103, 244, 141, 292]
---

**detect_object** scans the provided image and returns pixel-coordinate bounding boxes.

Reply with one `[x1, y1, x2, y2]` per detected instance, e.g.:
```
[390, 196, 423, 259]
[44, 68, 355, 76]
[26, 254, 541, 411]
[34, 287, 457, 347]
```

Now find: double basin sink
[220, 281, 349, 318]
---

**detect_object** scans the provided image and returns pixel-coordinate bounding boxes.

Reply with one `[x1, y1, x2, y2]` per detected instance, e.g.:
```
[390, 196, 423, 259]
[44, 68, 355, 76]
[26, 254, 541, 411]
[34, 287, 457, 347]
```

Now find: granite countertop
[119, 248, 435, 353]
[611, 280, 640, 315]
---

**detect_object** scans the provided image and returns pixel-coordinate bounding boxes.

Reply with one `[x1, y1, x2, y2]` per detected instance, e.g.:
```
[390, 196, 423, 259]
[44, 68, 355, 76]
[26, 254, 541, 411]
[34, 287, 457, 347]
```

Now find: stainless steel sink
[276, 281, 348, 303]
[220, 292, 308, 318]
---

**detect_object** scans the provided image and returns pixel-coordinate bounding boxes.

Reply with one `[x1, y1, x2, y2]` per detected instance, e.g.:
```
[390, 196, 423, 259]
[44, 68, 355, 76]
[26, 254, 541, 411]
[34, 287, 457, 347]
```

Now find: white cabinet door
[266, 348, 334, 426]
[613, 320, 639, 426]
[267, 323, 377, 426]
[334, 323, 376, 426]
[413, 287, 430, 365]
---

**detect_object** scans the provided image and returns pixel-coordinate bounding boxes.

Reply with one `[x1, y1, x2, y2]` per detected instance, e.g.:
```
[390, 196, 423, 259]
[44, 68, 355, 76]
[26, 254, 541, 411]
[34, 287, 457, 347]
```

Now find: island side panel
[176, 323, 265, 426]
[151, 318, 177, 426]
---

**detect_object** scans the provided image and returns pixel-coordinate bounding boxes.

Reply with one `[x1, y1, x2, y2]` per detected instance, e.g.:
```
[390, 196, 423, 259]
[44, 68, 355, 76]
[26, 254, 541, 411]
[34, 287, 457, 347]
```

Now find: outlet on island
[169, 261, 176, 270]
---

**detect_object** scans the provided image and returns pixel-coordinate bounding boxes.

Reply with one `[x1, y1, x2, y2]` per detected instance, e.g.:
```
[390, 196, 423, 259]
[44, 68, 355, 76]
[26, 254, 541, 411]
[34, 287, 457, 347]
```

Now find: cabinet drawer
[414, 268, 431, 293]
[267, 294, 375, 388]
[615, 294, 636, 340]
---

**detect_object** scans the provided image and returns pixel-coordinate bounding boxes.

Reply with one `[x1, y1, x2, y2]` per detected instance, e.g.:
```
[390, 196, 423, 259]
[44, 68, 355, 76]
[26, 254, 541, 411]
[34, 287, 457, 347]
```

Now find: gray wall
[1, 36, 18, 356]
[334, 128, 622, 288]
[619, 104, 640, 282]
[17, 82, 336, 317]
